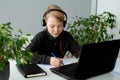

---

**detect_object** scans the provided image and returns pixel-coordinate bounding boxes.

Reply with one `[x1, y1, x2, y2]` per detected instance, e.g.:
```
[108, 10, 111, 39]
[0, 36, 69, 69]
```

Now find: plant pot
[0, 62, 10, 80]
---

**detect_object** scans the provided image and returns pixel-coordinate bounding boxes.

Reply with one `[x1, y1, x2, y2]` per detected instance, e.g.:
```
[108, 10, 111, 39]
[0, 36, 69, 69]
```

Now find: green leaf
[67, 11, 118, 46]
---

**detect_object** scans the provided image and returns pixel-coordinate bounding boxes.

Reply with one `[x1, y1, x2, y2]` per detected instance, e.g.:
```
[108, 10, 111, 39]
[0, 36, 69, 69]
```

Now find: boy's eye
[58, 25, 63, 27]
[49, 24, 63, 28]
[50, 25, 55, 28]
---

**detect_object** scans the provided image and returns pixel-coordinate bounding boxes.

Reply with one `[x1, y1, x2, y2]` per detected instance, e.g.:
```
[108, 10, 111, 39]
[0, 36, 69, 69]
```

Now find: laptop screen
[50, 39, 120, 80]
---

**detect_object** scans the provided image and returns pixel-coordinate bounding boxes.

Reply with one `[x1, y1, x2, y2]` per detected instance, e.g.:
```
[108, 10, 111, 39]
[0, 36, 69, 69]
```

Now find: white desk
[9, 57, 120, 80]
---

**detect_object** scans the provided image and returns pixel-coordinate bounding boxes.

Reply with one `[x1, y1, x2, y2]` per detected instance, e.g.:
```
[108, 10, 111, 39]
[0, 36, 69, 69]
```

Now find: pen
[51, 52, 64, 65]
[51, 52, 57, 58]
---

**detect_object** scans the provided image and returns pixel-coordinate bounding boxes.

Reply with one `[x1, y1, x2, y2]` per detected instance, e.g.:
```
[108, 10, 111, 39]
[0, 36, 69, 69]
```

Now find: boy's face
[46, 16, 64, 38]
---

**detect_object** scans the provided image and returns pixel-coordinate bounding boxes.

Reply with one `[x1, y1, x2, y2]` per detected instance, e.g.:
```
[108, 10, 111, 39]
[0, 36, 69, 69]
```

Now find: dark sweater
[26, 29, 81, 64]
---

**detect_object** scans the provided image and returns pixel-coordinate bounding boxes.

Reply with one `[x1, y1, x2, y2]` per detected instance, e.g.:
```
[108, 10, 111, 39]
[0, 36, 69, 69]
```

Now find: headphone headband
[42, 9, 67, 27]
[43, 9, 68, 21]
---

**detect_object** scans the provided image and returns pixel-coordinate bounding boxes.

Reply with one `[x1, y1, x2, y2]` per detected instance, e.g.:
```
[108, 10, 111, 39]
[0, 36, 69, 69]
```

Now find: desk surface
[9, 57, 120, 80]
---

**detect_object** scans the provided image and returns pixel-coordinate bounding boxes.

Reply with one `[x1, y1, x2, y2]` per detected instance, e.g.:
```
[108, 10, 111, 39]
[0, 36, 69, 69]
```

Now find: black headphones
[42, 9, 68, 27]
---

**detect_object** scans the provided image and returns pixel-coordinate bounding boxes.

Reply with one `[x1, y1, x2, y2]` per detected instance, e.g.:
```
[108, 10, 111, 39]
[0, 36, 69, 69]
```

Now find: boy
[26, 5, 81, 67]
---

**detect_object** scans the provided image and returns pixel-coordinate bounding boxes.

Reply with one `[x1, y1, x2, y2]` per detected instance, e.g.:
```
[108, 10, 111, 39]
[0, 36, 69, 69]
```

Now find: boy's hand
[50, 57, 63, 67]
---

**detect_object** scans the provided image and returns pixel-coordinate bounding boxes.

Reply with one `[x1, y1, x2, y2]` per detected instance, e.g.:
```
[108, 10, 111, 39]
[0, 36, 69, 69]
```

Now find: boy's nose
[54, 27, 59, 32]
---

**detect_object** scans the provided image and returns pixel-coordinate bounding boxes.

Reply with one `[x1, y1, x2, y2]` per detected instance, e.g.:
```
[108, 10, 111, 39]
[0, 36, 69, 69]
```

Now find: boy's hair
[42, 5, 67, 27]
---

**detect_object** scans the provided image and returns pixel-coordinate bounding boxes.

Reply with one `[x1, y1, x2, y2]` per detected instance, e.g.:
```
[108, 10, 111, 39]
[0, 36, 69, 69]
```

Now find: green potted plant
[0, 22, 33, 80]
[68, 12, 120, 46]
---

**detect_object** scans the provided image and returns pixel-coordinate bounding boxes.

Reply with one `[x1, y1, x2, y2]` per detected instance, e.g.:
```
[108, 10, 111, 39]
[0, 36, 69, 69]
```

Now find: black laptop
[50, 39, 120, 80]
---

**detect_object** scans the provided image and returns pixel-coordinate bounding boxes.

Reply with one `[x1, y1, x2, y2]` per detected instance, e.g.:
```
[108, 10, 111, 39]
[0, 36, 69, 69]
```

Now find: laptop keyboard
[57, 63, 78, 79]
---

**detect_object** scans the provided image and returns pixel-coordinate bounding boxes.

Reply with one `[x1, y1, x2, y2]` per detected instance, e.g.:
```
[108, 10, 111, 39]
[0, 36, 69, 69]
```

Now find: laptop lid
[75, 39, 120, 79]
[50, 39, 120, 80]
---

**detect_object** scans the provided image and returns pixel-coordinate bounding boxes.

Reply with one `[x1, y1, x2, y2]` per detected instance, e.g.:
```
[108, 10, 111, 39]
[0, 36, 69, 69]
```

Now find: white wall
[0, 0, 91, 35]
[97, 0, 120, 39]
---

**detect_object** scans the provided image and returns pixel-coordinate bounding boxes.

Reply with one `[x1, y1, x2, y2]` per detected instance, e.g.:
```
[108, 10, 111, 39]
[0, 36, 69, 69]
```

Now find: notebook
[50, 39, 120, 80]
[16, 64, 47, 78]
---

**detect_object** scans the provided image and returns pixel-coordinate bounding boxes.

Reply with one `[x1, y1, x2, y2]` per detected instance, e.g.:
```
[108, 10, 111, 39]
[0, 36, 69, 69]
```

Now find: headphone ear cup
[63, 20, 66, 27]
[42, 19, 46, 26]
